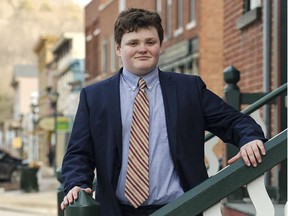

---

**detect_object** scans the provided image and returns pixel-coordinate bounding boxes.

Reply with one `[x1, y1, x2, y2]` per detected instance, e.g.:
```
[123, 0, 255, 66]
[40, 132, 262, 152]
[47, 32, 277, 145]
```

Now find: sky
[73, 0, 91, 7]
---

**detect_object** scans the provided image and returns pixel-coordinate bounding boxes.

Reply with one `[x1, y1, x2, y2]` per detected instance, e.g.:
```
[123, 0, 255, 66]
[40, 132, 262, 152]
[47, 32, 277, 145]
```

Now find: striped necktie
[125, 78, 150, 208]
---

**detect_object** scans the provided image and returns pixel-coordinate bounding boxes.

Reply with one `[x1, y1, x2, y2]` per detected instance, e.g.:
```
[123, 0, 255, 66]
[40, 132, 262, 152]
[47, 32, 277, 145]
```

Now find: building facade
[52, 32, 85, 168]
[34, 35, 59, 165]
[9, 65, 38, 159]
[84, 0, 287, 214]
[85, 0, 224, 96]
[222, 0, 287, 214]
[223, 0, 286, 136]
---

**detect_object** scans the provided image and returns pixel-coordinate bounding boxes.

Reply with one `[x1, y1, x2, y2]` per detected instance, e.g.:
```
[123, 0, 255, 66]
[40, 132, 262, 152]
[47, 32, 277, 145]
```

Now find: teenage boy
[61, 8, 266, 216]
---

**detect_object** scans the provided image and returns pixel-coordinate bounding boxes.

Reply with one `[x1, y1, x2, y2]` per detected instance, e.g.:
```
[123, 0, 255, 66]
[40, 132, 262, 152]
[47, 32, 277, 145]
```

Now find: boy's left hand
[228, 140, 266, 167]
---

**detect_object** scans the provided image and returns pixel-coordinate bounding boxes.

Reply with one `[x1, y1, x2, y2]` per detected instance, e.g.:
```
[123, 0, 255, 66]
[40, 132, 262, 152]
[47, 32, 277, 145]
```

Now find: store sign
[39, 117, 70, 132]
[13, 137, 22, 149]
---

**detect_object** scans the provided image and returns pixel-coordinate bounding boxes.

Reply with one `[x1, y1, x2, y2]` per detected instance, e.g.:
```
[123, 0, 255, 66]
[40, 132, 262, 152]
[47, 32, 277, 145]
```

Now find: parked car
[0, 149, 27, 183]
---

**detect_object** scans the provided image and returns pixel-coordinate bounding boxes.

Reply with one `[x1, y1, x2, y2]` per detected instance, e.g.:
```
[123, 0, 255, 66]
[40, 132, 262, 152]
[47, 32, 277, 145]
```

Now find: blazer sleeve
[196, 77, 267, 147]
[61, 88, 96, 194]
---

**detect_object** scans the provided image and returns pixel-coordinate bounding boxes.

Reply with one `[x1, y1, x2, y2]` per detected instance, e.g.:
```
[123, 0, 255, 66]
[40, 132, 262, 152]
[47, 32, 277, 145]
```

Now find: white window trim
[250, 0, 261, 10]
[119, 0, 126, 13]
[93, 28, 101, 37]
[157, 0, 161, 13]
[86, 34, 93, 42]
[173, 27, 183, 37]
[186, 20, 196, 30]
[99, 0, 113, 11]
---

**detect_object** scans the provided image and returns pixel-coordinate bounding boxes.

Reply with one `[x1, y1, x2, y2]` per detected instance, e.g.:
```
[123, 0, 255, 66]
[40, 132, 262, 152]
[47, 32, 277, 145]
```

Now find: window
[244, 0, 261, 12]
[101, 39, 108, 74]
[189, 54, 199, 75]
[186, 0, 196, 30]
[237, 0, 262, 29]
[174, 0, 183, 37]
[182, 38, 199, 75]
[165, 0, 172, 39]
[189, 0, 196, 22]
[177, 0, 183, 29]
[157, 0, 161, 13]
[166, 54, 199, 75]
[93, 33, 99, 77]
[158, 38, 199, 75]
[119, 0, 125, 13]
[110, 36, 116, 72]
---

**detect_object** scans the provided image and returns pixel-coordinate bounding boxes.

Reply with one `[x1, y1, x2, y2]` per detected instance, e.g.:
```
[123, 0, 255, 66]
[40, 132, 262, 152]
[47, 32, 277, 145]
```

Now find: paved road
[0, 209, 31, 216]
[0, 167, 58, 216]
[0, 209, 54, 216]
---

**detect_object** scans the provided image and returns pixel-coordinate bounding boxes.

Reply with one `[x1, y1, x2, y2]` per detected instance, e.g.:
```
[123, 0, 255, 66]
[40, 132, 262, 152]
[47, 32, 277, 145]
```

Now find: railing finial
[224, 65, 240, 85]
[224, 65, 241, 110]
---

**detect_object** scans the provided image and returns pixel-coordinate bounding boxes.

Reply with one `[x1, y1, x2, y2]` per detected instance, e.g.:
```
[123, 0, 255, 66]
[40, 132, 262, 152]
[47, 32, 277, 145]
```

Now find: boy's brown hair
[114, 8, 164, 45]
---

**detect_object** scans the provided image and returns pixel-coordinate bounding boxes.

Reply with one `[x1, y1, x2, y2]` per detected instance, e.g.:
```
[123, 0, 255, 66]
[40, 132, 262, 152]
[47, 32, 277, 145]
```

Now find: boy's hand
[228, 140, 266, 167]
[61, 186, 92, 210]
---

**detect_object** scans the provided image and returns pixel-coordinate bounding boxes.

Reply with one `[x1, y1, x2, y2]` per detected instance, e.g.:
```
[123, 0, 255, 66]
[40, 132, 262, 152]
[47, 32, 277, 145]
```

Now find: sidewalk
[0, 167, 59, 216]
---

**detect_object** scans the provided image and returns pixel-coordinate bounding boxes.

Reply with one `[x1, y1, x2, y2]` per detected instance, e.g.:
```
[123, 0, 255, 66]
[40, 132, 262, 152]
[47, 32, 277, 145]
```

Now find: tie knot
[138, 78, 147, 90]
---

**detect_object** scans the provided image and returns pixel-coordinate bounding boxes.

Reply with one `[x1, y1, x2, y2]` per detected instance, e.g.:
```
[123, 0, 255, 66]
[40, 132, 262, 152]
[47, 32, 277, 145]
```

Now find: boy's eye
[147, 41, 156, 45]
[128, 41, 138, 46]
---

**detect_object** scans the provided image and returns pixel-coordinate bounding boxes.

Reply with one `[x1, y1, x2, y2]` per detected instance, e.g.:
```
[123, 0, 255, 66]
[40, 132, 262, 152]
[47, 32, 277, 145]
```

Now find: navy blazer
[62, 69, 266, 216]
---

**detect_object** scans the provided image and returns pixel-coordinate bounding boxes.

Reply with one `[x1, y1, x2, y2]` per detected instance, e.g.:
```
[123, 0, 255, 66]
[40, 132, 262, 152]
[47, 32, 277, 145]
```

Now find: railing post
[223, 65, 245, 201]
[223, 66, 285, 203]
[64, 190, 100, 216]
[151, 130, 287, 216]
[224, 65, 241, 110]
[57, 167, 65, 216]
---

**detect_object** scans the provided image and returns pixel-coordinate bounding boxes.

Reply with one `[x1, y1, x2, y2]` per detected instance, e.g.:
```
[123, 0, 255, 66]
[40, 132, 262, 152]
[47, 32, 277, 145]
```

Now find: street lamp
[30, 96, 39, 162]
[50, 91, 59, 173]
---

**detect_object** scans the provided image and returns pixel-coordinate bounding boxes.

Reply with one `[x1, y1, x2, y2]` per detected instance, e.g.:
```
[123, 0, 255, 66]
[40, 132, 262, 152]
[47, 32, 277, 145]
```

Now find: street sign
[38, 117, 70, 132]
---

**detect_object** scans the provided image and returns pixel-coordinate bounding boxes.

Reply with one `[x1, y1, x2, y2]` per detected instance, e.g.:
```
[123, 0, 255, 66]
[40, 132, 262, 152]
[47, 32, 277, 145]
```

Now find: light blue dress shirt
[116, 67, 184, 205]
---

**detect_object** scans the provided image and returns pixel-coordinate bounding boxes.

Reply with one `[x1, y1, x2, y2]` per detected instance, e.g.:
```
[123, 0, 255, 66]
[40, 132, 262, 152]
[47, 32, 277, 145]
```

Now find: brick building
[222, 0, 287, 214]
[84, 0, 287, 214]
[223, 0, 286, 135]
[85, 0, 224, 96]
[34, 35, 59, 165]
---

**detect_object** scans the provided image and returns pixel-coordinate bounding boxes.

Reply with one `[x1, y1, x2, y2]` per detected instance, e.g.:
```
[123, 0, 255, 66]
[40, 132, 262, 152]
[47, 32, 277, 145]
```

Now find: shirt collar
[122, 67, 159, 92]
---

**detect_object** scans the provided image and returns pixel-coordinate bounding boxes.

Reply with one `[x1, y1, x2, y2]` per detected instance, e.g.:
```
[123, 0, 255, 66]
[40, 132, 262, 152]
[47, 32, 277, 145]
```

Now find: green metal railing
[205, 83, 287, 142]
[151, 129, 287, 216]
[152, 82, 287, 215]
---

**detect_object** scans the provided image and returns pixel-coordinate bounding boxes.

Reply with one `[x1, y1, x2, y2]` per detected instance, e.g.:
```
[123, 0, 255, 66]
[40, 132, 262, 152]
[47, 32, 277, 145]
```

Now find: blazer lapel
[106, 71, 123, 162]
[159, 70, 178, 163]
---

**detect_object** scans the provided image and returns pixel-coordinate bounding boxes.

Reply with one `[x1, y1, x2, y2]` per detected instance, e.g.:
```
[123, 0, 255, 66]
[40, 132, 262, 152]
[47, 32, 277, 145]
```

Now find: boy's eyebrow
[145, 37, 158, 41]
[127, 39, 139, 42]
[126, 37, 158, 42]
[124, 39, 139, 44]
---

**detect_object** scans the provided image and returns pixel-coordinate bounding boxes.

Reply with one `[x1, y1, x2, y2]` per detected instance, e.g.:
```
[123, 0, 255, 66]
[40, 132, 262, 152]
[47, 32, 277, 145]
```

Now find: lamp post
[50, 91, 59, 173]
[30, 98, 39, 162]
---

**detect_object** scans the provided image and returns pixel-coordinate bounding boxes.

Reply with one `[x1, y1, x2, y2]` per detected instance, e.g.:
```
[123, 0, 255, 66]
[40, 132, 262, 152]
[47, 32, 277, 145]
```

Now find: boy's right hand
[61, 186, 93, 210]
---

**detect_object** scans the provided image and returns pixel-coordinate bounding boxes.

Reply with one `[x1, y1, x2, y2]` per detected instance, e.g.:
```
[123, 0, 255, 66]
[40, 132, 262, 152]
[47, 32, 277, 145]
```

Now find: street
[0, 209, 53, 216]
[0, 167, 58, 216]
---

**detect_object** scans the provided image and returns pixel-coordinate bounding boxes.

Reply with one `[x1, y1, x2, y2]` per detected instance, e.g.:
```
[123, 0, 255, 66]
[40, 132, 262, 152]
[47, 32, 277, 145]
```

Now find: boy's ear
[160, 45, 164, 54]
[116, 43, 121, 56]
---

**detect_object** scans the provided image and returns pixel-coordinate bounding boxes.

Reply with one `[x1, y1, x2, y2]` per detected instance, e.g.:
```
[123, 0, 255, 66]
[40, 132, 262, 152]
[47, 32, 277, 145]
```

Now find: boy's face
[116, 27, 162, 76]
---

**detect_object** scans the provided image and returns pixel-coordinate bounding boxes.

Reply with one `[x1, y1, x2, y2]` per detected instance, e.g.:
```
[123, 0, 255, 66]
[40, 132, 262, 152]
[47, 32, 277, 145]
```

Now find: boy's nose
[138, 44, 147, 52]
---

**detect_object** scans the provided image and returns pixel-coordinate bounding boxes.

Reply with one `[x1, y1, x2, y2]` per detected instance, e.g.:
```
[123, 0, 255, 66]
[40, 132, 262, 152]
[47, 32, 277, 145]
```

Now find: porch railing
[204, 82, 287, 143]
[151, 129, 287, 216]
[151, 81, 287, 215]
